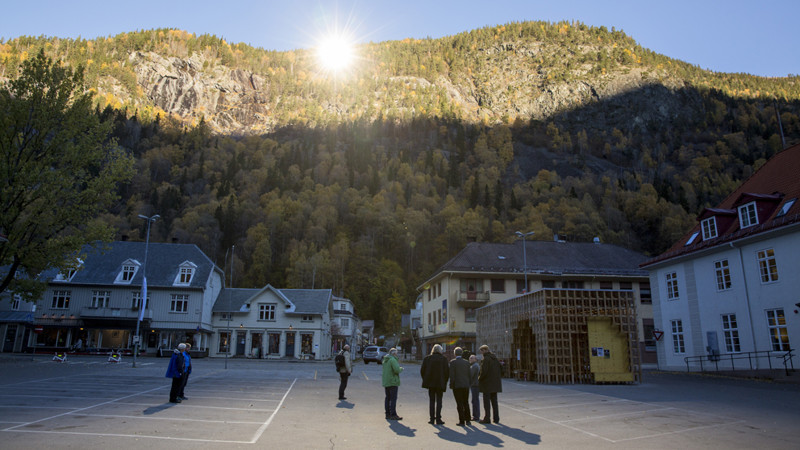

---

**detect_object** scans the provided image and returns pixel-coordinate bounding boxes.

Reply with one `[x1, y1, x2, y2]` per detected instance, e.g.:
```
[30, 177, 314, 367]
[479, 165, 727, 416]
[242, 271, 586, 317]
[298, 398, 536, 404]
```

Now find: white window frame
[131, 291, 150, 309]
[722, 314, 741, 353]
[340, 317, 350, 328]
[173, 261, 198, 286]
[738, 201, 758, 228]
[259, 303, 276, 321]
[766, 309, 790, 351]
[51, 290, 71, 309]
[666, 272, 679, 300]
[170, 294, 189, 313]
[301, 315, 313, 322]
[714, 260, 732, 291]
[757, 249, 779, 283]
[701, 217, 718, 240]
[115, 260, 141, 284]
[11, 294, 21, 311]
[671, 319, 685, 354]
[91, 290, 111, 308]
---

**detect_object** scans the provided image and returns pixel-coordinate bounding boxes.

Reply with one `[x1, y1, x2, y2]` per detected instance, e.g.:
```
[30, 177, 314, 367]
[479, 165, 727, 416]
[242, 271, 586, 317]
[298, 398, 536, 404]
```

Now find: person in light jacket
[382, 348, 403, 420]
[449, 347, 472, 426]
[165, 343, 186, 403]
[338, 345, 352, 400]
[469, 354, 481, 421]
[420, 344, 449, 425]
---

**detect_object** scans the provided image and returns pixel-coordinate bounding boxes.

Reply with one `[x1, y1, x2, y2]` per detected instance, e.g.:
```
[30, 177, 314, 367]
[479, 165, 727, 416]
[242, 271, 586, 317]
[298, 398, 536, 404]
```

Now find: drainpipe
[731, 241, 759, 367]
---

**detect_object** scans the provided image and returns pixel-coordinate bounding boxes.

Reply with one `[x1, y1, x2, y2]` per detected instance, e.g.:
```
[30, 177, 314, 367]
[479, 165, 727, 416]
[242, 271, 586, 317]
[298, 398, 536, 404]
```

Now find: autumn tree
[0, 50, 134, 300]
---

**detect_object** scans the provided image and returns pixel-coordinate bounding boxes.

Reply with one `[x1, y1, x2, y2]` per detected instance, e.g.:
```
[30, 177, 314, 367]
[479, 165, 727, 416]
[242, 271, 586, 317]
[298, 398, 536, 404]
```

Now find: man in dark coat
[420, 344, 449, 425]
[165, 343, 186, 403]
[478, 344, 502, 424]
[449, 347, 472, 426]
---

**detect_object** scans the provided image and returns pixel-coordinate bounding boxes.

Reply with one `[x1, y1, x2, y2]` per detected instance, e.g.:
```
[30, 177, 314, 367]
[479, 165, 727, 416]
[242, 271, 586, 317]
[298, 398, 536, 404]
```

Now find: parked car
[362, 346, 389, 364]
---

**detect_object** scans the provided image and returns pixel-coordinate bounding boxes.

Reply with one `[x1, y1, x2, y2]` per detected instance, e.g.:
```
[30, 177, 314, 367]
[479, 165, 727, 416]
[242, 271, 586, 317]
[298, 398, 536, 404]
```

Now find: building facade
[642, 143, 800, 371]
[417, 238, 654, 362]
[332, 295, 361, 354]
[211, 285, 334, 360]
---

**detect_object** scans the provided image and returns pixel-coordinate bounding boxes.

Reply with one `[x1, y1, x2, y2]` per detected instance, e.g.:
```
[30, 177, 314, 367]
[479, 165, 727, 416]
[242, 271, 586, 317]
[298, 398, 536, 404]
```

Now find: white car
[362, 346, 388, 364]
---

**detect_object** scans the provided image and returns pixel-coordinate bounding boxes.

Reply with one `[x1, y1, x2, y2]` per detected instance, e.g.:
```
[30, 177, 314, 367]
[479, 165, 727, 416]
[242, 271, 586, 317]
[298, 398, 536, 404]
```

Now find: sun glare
[316, 34, 356, 74]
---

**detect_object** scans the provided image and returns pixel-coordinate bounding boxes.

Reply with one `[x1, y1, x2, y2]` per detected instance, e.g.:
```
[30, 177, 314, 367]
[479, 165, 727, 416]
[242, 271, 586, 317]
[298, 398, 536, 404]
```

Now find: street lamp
[134, 214, 159, 368]
[515, 231, 535, 293]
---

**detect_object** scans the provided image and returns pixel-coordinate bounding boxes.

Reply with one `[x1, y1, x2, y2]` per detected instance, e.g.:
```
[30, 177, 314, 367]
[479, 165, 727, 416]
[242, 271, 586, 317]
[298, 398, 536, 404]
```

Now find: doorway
[236, 331, 246, 356]
[4, 325, 17, 352]
[285, 332, 295, 357]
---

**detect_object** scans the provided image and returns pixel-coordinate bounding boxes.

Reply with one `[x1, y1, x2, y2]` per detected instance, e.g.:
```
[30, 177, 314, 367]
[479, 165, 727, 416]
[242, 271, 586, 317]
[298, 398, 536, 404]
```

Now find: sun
[316, 33, 356, 74]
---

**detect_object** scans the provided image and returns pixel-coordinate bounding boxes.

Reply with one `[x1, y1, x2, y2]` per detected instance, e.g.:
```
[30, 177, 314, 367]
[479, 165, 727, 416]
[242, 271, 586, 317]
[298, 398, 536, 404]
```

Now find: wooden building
[477, 289, 641, 384]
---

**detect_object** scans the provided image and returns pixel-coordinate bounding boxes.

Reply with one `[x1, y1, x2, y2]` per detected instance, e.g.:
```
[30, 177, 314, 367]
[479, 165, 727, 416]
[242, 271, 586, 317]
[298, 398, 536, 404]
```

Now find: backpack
[335, 352, 346, 371]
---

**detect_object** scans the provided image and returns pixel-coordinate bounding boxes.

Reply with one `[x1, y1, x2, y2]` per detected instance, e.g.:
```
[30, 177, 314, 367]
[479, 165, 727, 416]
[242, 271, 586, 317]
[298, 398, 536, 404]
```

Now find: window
[115, 260, 140, 284]
[766, 309, 790, 351]
[671, 320, 685, 354]
[685, 232, 700, 246]
[259, 303, 276, 321]
[563, 280, 584, 289]
[701, 217, 718, 240]
[738, 202, 758, 228]
[11, 294, 21, 311]
[218, 331, 230, 353]
[122, 265, 136, 281]
[460, 279, 483, 293]
[169, 294, 189, 313]
[51, 290, 70, 309]
[619, 282, 632, 290]
[341, 317, 350, 328]
[516, 279, 527, 293]
[599, 281, 613, 290]
[490, 279, 505, 293]
[714, 260, 732, 290]
[642, 319, 655, 351]
[757, 249, 778, 283]
[179, 268, 193, 284]
[541, 280, 556, 289]
[465, 308, 476, 322]
[91, 290, 111, 308]
[666, 272, 679, 300]
[302, 315, 313, 322]
[639, 282, 652, 304]
[776, 198, 796, 218]
[438, 309, 442, 325]
[722, 314, 741, 353]
[427, 312, 431, 327]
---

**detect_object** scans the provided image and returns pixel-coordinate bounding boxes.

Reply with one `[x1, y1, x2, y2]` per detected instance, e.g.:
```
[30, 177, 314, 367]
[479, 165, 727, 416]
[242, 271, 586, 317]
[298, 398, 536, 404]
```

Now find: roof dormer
[696, 208, 736, 242]
[173, 261, 198, 286]
[53, 258, 84, 283]
[115, 259, 141, 284]
[734, 193, 782, 230]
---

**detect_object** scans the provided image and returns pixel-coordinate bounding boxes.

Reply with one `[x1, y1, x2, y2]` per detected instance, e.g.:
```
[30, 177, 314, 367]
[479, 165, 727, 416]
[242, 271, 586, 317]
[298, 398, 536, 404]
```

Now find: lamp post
[135, 214, 159, 368]
[515, 231, 535, 293]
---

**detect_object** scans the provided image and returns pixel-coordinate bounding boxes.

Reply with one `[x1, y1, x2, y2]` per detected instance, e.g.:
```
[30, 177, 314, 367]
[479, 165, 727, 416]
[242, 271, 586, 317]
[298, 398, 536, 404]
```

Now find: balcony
[456, 290, 490, 306]
[80, 307, 152, 320]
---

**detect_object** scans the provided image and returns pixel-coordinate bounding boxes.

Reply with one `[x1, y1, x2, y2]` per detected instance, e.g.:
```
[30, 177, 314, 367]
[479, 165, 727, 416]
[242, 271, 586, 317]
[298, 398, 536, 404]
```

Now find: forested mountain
[2, 21, 799, 331]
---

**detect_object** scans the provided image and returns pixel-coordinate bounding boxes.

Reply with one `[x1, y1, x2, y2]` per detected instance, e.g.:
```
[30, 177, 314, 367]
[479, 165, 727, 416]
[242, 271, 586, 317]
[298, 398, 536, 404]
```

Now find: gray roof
[213, 285, 332, 315]
[44, 241, 220, 289]
[421, 241, 648, 288]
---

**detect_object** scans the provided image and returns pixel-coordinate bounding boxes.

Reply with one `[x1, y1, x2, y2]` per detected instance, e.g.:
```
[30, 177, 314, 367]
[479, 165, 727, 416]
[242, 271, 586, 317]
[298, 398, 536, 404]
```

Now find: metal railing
[684, 349, 795, 376]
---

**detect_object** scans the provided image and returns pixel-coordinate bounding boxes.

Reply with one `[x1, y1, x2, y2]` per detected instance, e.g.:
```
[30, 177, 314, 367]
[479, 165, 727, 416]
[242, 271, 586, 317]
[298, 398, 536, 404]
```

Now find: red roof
[642, 142, 800, 267]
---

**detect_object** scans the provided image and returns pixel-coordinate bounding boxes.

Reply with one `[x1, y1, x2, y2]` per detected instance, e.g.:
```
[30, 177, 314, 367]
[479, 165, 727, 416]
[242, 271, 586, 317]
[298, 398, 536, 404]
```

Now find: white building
[641, 143, 800, 372]
[332, 295, 361, 354]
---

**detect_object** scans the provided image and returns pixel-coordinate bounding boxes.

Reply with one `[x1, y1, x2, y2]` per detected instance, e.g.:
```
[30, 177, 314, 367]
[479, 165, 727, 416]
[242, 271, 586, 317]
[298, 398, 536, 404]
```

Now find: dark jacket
[420, 352, 449, 391]
[478, 352, 503, 393]
[469, 361, 480, 387]
[449, 356, 471, 389]
[165, 349, 185, 378]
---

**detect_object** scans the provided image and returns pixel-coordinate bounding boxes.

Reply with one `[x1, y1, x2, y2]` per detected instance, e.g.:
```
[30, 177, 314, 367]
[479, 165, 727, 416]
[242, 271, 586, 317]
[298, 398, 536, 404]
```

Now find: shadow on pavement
[388, 420, 416, 437]
[435, 424, 505, 447]
[490, 423, 541, 445]
[143, 403, 178, 415]
[336, 400, 354, 409]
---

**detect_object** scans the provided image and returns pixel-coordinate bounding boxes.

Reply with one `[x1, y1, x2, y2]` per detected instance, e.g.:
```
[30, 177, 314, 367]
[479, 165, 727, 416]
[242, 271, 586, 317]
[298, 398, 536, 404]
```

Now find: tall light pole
[134, 214, 159, 368]
[515, 231, 534, 293]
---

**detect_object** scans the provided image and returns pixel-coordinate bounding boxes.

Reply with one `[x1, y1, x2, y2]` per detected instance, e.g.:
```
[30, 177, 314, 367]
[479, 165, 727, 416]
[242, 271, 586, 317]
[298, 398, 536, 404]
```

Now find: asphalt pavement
[0, 354, 798, 449]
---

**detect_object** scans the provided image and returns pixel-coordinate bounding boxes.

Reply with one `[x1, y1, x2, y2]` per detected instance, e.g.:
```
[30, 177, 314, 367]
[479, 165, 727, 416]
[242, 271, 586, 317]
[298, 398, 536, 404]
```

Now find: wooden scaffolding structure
[476, 289, 641, 384]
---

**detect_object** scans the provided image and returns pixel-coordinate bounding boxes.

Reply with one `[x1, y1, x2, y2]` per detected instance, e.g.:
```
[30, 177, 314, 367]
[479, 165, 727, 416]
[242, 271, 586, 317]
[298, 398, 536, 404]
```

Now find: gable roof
[44, 241, 220, 288]
[642, 142, 800, 268]
[212, 285, 332, 315]
[418, 240, 648, 289]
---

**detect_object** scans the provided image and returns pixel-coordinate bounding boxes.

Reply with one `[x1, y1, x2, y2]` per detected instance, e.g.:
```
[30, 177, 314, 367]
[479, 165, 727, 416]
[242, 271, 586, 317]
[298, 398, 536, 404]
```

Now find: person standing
[449, 347, 472, 426]
[478, 344, 503, 424]
[338, 344, 352, 400]
[178, 343, 192, 400]
[420, 344, 449, 425]
[165, 343, 186, 403]
[382, 348, 403, 420]
[469, 354, 481, 422]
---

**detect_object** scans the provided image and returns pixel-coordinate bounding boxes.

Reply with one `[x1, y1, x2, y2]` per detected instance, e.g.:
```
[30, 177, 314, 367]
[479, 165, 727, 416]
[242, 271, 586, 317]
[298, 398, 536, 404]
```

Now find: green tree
[0, 50, 135, 300]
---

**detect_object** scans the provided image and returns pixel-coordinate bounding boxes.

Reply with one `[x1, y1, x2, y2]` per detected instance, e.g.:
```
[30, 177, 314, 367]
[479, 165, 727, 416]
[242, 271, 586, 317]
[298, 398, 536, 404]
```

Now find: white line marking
[558, 407, 676, 423]
[113, 402, 275, 412]
[249, 378, 296, 444]
[6, 429, 253, 444]
[610, 420, 747, 443]
[74, 413, 264, 425]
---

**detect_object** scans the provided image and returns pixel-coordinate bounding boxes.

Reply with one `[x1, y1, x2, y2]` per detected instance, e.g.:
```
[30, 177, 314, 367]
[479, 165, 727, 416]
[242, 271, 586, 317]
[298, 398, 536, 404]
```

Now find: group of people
[165, 342, 193, 403]
[337, 343, 502, 426]
[421, 344, 502, 426]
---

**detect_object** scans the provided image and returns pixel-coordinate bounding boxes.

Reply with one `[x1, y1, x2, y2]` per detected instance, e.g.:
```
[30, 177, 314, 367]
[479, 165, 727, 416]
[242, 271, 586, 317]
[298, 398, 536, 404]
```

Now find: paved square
[1, 355, 798, 449]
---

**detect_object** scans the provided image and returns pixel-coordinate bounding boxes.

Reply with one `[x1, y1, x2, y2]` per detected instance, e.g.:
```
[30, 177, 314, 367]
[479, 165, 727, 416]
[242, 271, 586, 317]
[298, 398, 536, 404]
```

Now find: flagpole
[135, 214, 159, 368]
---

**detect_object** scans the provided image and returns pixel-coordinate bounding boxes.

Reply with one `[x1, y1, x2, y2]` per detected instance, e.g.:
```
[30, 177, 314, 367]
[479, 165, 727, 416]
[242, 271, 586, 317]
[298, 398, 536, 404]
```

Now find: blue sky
[1, 0, 797, 77]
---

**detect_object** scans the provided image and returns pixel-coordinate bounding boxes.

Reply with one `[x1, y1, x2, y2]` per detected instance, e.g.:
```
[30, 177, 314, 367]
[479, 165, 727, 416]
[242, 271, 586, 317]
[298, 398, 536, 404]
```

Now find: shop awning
[0, 311, 35, 323]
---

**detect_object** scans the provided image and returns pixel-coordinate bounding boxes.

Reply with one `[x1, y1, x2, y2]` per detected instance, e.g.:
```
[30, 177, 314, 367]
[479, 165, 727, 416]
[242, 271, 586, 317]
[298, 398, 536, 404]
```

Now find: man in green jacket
[382, 348, 403, 420]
